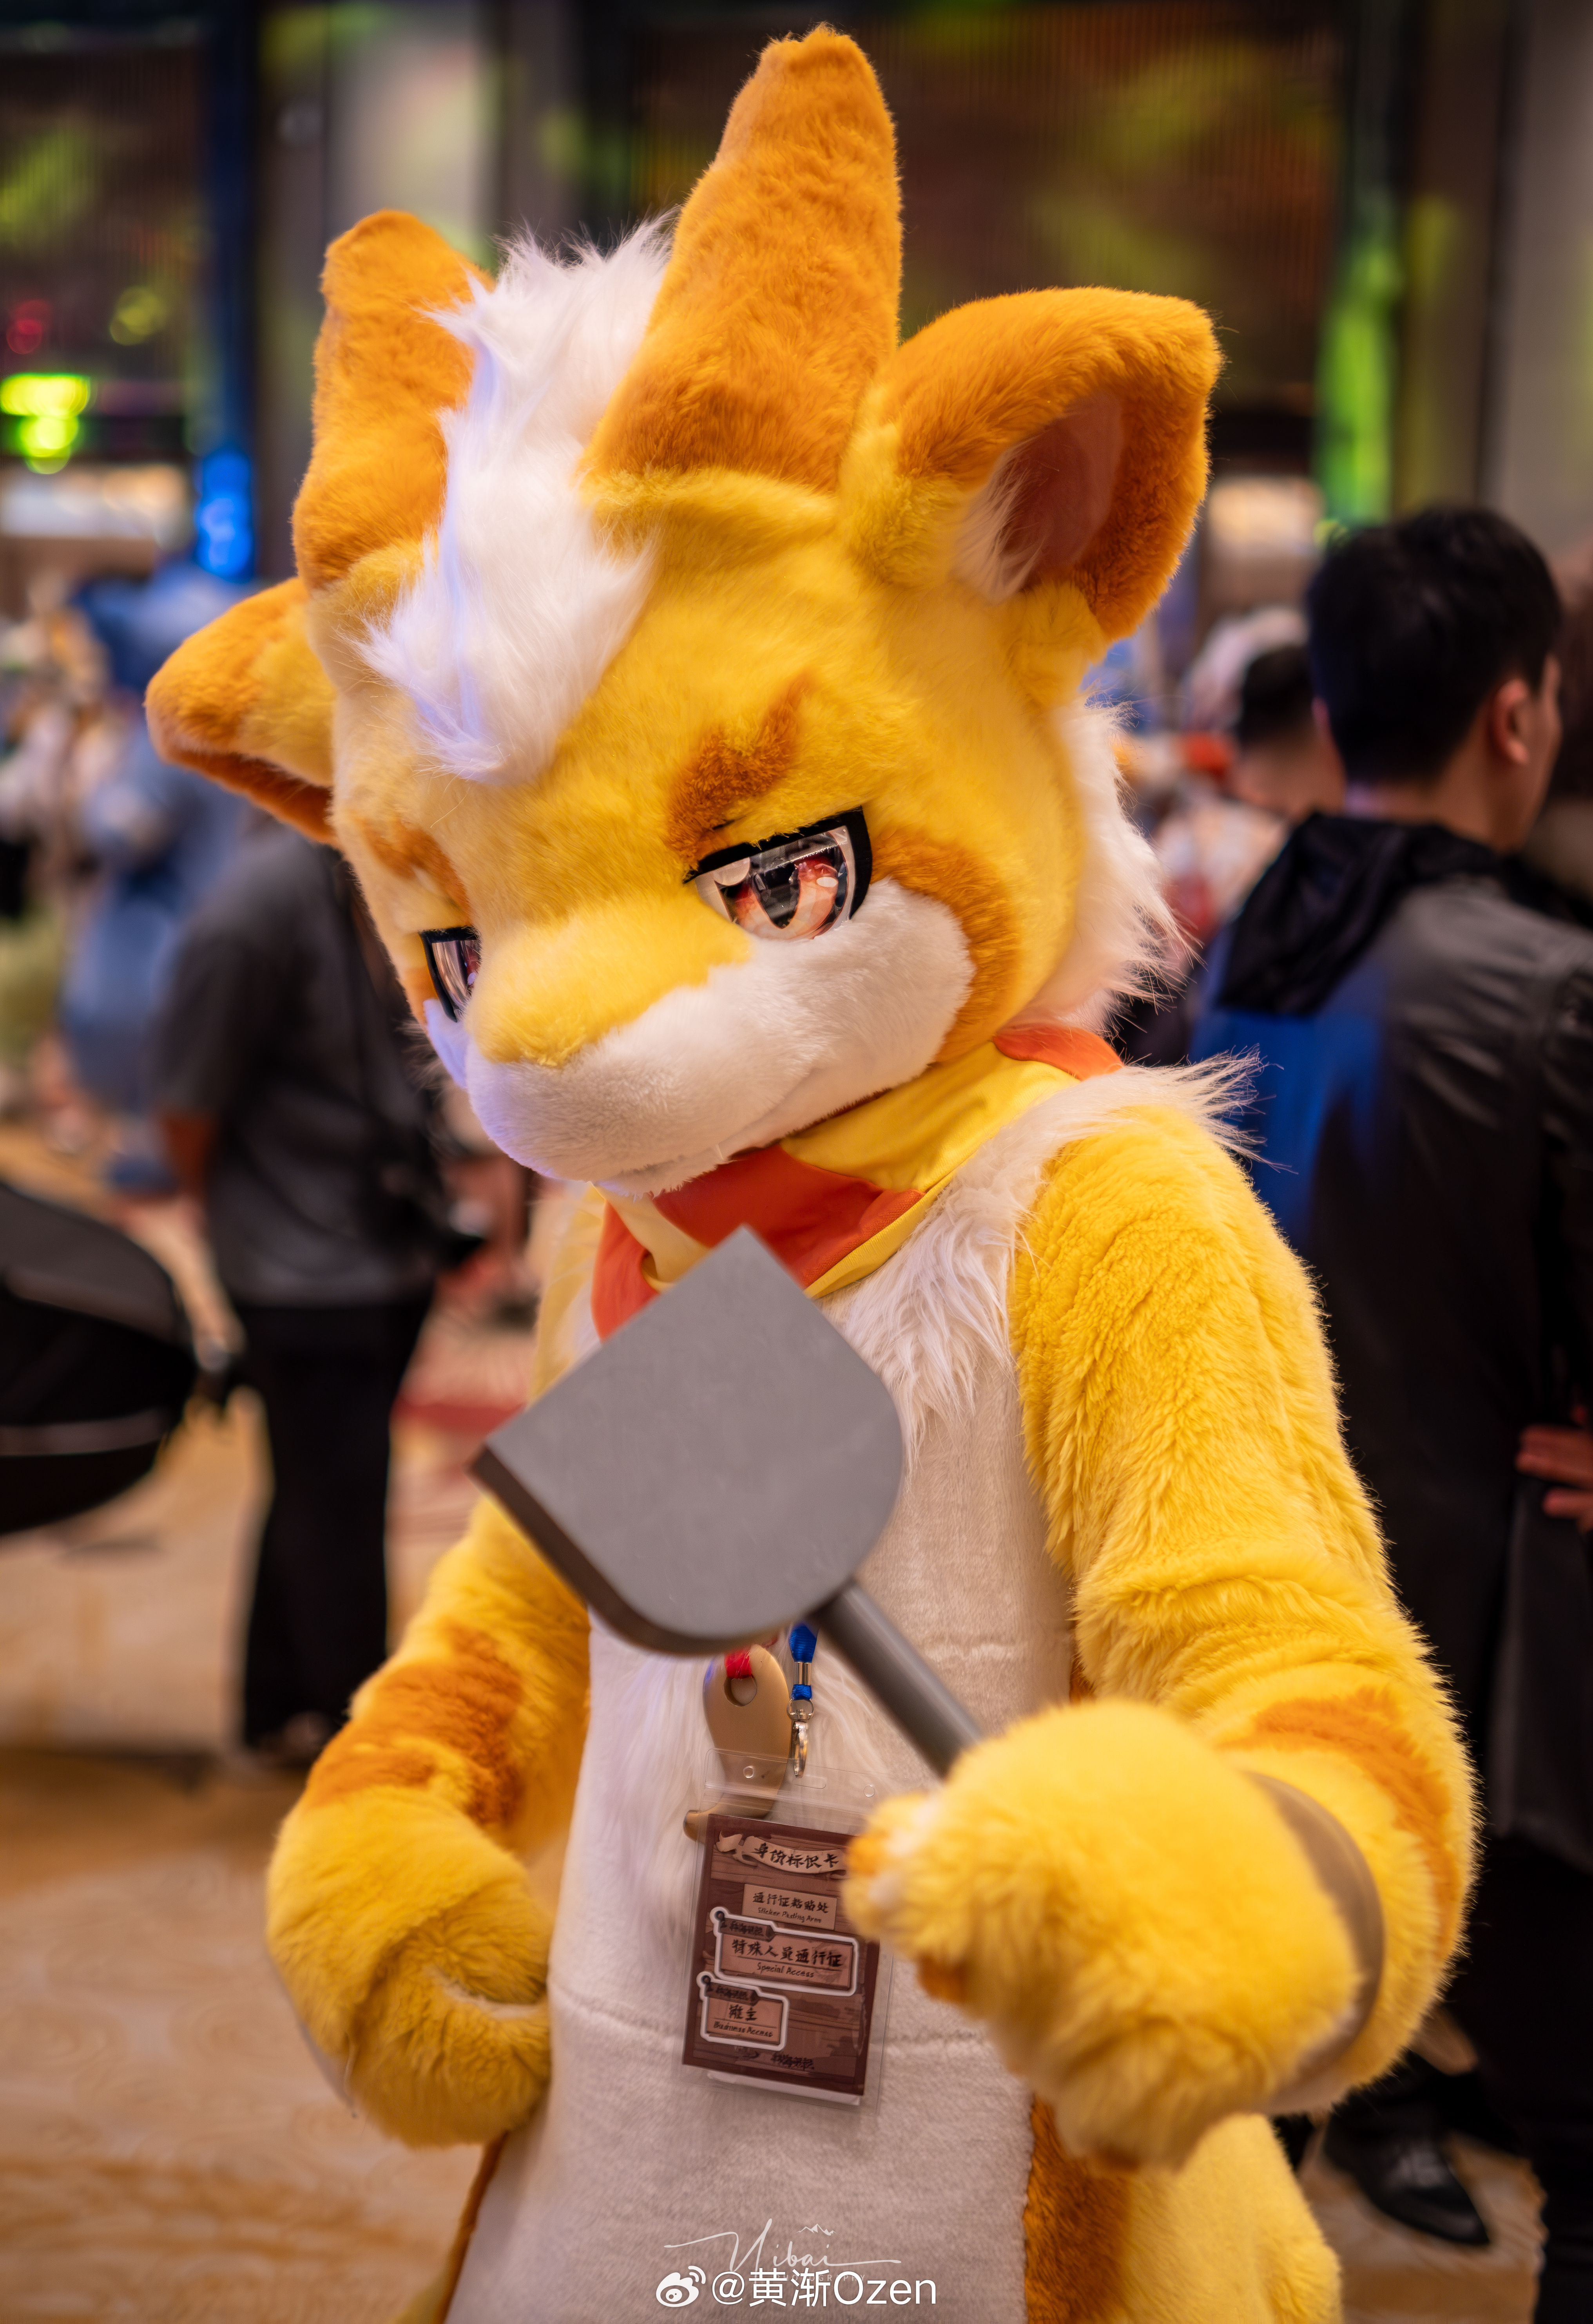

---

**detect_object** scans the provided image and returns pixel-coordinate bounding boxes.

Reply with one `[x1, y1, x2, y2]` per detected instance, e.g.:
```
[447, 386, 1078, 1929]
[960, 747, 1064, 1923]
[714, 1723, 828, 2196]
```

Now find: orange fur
[1024, 2099, 1131, 2324]
[176, 749, 330, 842]
[914, 1957, 969, 2005]
[1236, 1687, 1462, 1946]
[870, 825, 1025, 1054]
[351, 814, 469, 912]
[170, 33, 1473, 2304]
[294, 211, 487, 591]
[305, 1622, 526, 1832]
[145, 579, 337, 838]
[663, 675, 812, 863]
[399, 968, 436, 1020]
[876, 290, 1218, 639]
[586, 31, 899, 491]
[421, 2136, 506, 2323]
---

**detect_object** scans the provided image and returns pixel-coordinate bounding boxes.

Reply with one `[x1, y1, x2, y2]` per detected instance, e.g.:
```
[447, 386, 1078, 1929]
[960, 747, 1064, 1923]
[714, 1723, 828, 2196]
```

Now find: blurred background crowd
[3, 2, 1593, 2320]
[5, 0, 1592, 1175]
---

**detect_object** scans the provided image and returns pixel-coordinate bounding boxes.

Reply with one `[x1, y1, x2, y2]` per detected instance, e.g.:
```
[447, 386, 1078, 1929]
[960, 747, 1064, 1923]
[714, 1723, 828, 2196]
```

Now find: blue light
[194, 447, 254, 579]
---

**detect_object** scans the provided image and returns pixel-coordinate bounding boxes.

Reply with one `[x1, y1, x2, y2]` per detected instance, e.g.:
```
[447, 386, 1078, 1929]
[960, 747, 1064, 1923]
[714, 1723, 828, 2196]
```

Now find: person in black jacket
[154, 825, 455, 1764]
[1192, 508, 1593, 2317]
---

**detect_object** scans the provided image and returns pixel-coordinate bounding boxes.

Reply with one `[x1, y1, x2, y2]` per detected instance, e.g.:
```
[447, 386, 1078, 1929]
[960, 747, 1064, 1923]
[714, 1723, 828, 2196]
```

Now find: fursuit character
[150, 31, 1471, 2323]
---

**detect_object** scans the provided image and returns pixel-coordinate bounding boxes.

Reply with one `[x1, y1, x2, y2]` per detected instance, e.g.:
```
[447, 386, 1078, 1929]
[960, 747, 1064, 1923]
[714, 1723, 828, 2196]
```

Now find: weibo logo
[656, 2268, 705, 2306]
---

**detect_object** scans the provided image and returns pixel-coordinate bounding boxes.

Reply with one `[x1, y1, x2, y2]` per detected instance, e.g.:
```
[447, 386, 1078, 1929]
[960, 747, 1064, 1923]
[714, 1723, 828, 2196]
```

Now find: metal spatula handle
[812, 1579, 984, 1777]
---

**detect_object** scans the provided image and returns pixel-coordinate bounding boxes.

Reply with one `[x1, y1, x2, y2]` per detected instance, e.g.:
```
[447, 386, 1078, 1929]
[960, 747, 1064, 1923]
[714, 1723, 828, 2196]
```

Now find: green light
[18, 412, 78, 458]
[0, 372, 91, 419]
[1314, 199, 1402, 530]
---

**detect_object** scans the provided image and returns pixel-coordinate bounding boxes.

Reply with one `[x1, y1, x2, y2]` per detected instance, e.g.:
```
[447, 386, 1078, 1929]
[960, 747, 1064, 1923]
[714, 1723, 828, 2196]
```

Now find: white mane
[1022, 695, 1185, 1028]
[364, 223, 671, 782]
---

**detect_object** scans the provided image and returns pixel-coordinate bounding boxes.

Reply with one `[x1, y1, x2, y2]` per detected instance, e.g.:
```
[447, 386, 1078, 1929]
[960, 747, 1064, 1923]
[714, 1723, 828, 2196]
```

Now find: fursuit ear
[293, 210, 489, 589]
[846, 288, 1220, 650]
[586, 27, 899, 492]
[149, 214, 488, 838]
[146, 580, 337, 841]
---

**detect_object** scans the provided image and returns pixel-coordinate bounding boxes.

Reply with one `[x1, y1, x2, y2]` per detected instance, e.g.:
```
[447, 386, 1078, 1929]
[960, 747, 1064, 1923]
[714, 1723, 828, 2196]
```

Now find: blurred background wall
[1, 0, 1591, 659]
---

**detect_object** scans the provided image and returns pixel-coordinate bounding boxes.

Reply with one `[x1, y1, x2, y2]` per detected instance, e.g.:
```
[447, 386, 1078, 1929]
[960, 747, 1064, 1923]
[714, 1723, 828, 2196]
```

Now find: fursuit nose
[472, 1228, 983, 1776]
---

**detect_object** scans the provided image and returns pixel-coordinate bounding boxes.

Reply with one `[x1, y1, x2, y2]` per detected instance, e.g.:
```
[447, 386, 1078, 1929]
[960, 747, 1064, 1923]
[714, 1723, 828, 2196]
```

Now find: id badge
[681, 1812, 885, 2103]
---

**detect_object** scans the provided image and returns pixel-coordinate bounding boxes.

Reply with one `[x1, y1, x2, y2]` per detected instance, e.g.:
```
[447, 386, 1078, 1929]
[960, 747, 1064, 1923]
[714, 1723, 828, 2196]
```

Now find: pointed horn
[586, 29, 900, 494]
[294, 211, 489, 590]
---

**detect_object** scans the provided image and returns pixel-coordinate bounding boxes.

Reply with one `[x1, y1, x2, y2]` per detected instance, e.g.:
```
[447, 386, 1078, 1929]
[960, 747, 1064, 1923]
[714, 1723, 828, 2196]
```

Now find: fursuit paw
[347, 1881, 552, 2145]
[268, 1788, 553, 2147]
[845, 1698, 1362, 2167]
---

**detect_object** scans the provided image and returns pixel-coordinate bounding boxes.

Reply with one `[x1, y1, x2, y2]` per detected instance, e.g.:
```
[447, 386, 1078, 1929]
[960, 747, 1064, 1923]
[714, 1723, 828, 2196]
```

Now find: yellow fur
[266, 1497, 587, 2145]
[314, 485, 1107, 1072]
[845, 1111, 1468, 2170]
[850, 1696, 1362, 2165]
[150, 54, 1212, 1062]
[142, 27, 1473, 2315]
[1022, 2103, 1339, 2324]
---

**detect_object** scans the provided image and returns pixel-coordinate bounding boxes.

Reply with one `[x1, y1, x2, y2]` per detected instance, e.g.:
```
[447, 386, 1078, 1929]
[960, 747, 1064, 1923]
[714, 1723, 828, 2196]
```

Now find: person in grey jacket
[1192, 508, 1593, 2315]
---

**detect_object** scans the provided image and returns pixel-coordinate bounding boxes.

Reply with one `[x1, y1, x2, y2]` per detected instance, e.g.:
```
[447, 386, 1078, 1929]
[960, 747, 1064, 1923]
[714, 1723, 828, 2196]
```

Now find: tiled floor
[0, 1142, 527, 2319]
[0, 1748, 478, 2324]
[0, 1148, 1546, 2319]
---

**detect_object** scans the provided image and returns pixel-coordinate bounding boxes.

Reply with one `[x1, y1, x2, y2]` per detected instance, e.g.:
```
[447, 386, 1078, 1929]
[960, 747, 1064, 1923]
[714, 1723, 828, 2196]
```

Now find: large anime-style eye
[689, 811, 871, 941]
[421, 926, 481, 1020]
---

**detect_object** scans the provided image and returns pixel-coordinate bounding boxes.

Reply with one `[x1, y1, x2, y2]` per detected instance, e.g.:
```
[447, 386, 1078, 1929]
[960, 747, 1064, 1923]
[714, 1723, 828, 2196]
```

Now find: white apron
[451, 1214, 1074, 2324]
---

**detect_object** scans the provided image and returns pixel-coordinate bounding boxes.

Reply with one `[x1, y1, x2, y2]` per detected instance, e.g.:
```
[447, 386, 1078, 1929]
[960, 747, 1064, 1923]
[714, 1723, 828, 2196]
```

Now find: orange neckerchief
[591, 1024, 1120, 1340]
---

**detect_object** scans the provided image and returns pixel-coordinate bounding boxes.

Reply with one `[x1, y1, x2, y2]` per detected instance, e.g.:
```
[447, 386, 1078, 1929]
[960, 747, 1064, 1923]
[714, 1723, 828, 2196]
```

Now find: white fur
[1020, 697, 1183, 1030]
[582, 1625, 902, 1959]
[830, 1057, 1250, 1461]
[457, 880, 974, 1191]
[582, 1625, 719, 1952]
[423, 996, 470, 1086]
[949, 445, 1037, 602]
[578, 1624, 902, 1957]
[364, 225, 669, 783]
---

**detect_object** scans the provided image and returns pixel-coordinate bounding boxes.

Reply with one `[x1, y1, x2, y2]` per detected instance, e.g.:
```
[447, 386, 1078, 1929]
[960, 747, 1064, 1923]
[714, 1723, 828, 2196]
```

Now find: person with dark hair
[1191, 506, 1593, 2316]
[1117, 636, 1342, 1066]
[1227, 642, 1343, 824]
[1307, 504, 1562, 782]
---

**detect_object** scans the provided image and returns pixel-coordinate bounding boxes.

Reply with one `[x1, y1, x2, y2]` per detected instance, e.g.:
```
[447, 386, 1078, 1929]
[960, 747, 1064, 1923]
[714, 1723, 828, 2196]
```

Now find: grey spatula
[471, 1227, 982, 1775]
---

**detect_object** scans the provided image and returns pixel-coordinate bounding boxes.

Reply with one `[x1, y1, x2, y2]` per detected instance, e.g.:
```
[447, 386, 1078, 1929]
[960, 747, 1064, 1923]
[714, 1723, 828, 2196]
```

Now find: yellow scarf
[591, 1024, 1120, 1338]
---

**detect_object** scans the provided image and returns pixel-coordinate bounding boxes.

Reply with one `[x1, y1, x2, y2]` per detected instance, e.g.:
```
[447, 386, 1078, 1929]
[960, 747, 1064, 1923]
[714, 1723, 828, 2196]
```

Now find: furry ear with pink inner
[845, 285, 1220, 653]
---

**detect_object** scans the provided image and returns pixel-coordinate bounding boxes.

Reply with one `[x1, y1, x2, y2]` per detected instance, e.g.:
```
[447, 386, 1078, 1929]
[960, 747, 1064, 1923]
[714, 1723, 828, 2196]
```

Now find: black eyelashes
[687, 810, 872, 914]
[421, 926, 480, 1021]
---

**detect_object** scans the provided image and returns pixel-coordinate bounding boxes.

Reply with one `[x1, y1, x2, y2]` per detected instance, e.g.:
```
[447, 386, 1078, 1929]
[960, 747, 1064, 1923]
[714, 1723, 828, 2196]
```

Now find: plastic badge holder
[681, 1750, 893, 2111]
